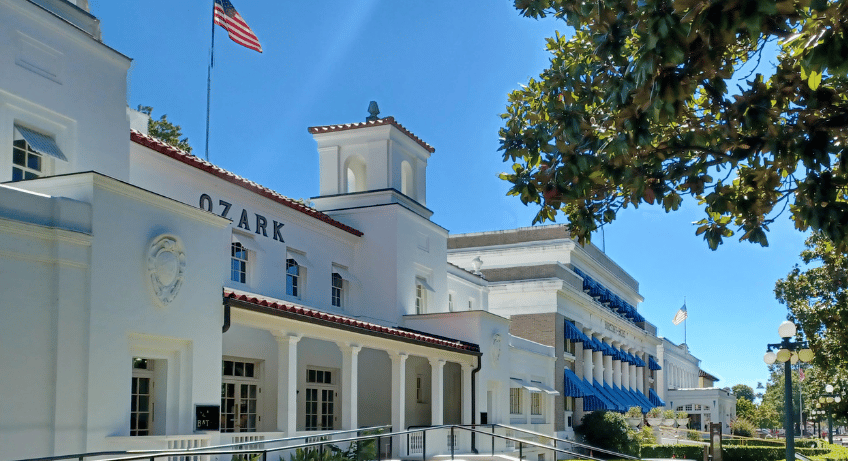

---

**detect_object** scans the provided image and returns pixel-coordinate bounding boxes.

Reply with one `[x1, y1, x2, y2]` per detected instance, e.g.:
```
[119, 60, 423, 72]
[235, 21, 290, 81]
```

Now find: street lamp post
[764, 320, 815, 461]
[816, 384, 843, 444]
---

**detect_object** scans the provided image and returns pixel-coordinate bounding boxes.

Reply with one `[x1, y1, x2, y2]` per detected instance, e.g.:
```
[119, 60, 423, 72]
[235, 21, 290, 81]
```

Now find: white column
[461, 363, 473, 424]
[275, 333, 301, 434]
[603, 342, 613, 385]
[636, 353, 645, 393]
[592, 342, 604, 383]
[429, 358, 446, 425]
[390, 352, 408, 457]
[621, 357, 630, 391]
[582, 346, 594, 380]
[613, 355, 622, 388]
[630, 363, 638, 390]
[339, 344, 362, 430]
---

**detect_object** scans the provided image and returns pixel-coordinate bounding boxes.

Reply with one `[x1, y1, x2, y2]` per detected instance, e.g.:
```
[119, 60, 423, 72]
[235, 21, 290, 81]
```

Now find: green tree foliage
[137, 105, 192, 153]
[733, 384, 757, 402]
[737, 397, 757, 420]
[776, 233, 848, 371]
[575, 410, 637, 455]
[500, 0, 848, 250]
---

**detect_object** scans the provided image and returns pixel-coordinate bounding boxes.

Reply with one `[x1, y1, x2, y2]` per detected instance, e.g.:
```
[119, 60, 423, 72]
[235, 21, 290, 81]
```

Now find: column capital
[389, 351, 409, 363]
[273, 332, 302, 345]
[428, 357, 447, 369]
[338, 343, 363, 355]
[461, 362, 476, 372]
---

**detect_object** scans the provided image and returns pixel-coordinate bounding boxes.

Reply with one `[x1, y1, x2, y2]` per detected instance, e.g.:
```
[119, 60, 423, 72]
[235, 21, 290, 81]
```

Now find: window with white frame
[415, 282, 426, 314]
[509, 388, 522, 414]
[305, 367, 336, 431]
[416, 375, 423, 402]
[331, 272, 343, 307]
[131, 358, 154, 436]
[231, 242, 248, 283]
[221, 359, 260, 432]
[531, 392, 542, 415]
[286, 258, 300, 298]
[12, 125, 65, 181]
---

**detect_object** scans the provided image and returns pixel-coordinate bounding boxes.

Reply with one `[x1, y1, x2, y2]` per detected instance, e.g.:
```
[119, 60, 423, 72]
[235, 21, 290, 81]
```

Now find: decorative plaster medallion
[490, 333, 502, 366]
[147, 235, 186, 306]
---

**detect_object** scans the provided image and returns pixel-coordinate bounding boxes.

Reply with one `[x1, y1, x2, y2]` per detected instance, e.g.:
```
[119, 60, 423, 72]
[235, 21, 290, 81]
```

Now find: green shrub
[730, 418, 756, 438]
[626, 406, 642, 418]
[640, 444, 703, 459]
[646, 407, 662, 418]
[634, 424, 656, 445]
[574, 410, 636, 456]
[686, 429, 703, 441]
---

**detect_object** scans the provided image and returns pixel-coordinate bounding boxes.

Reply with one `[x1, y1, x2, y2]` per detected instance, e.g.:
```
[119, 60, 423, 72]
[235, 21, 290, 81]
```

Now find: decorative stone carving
[147, 235, 186, 305]
[491, 333, 502, 366]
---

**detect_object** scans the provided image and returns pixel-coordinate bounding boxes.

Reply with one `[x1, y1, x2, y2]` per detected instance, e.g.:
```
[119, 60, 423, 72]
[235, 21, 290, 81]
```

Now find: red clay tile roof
[131, 130, 363, 237]
[224, 289, 480, 353]
[699, 369, 720, 382]
[307, 116, 435, 154]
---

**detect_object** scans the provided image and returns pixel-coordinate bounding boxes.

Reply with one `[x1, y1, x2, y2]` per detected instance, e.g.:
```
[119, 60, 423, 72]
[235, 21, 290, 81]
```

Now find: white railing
[165, 436, 211, 461]
[408, 432, 424, 454]
[229, 434, 266, 451]
[505, 429, 515, 449]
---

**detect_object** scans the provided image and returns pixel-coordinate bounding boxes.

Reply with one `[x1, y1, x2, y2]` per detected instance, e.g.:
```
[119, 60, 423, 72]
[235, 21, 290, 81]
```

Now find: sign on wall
[199, 194, 285, 242]
[195, 405, 220, 431]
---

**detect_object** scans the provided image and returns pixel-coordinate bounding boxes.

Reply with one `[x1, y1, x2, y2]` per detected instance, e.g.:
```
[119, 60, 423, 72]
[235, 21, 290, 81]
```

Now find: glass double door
[221, 381, 258, 432]
[305, 387, 335, 431]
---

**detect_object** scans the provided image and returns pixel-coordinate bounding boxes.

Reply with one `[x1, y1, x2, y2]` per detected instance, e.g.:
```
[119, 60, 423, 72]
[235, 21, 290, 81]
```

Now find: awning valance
[563, 369, 592, 397]
[531, 381, 560, 395]
[648, 356, 662, 371]
[510, 378, 542, 392]
[649, 388, 666, 407]
[16, 125, 67, 161]
[564, 320, 590, 343]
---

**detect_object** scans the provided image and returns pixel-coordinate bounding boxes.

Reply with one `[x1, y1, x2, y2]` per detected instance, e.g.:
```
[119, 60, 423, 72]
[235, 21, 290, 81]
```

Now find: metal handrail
[478, 423, 639, 459]
[13, 425, 392, 461]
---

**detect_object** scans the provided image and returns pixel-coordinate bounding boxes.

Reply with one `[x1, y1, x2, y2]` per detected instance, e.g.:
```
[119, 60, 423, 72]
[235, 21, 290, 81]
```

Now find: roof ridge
[223, 288, 479, 353]
[130, 130, 363, 237]
[307, 116, 435, 153]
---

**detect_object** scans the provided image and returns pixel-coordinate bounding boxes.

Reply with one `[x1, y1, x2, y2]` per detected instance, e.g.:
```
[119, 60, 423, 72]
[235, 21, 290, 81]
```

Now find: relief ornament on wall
[147, 235, 186, 306]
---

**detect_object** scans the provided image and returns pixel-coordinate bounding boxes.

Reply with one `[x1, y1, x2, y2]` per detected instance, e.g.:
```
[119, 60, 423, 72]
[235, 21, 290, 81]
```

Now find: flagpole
[205, 0, 216, 161]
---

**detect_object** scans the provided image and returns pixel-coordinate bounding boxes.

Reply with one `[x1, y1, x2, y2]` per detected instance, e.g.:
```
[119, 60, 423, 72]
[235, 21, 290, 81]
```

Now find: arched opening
[345, 156, 367, 193]
[401, 160, 414, 198]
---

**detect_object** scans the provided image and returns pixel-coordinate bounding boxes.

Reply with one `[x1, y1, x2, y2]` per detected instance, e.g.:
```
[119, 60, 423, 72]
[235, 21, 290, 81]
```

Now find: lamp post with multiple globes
[764, 320, 814, 461]
[816, 384, 843, 444]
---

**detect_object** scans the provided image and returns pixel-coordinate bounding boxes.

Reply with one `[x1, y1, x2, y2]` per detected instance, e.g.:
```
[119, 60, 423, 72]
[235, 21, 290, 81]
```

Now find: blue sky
[92, 0, 809, 392]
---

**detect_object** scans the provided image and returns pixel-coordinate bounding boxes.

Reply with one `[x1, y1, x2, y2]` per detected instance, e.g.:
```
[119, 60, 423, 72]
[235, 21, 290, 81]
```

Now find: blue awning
[15, 125, 67, 161]
[599, 340, 616, 357]
[632, 354, 646, 368]
[564, 320, 590, 343]
[612, 384, 641, 409]
[563, 369, 593, 397]
[630, 387, 655, 410]
[603, 382, 634, 412]
[594, 380, 627, 412]
[648, 356, 662, 371]
[582, 378, 616, 412]
[649, 388, 666, 407]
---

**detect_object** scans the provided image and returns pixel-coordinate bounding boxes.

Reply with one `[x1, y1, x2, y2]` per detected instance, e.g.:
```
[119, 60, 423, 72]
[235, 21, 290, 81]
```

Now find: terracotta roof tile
[224, 288, 479, 353]
[307, 116, 435, 153]
[130, 130, 363, 237]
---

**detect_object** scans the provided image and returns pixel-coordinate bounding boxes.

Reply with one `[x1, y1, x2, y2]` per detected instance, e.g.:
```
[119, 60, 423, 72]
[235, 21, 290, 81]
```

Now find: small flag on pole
[672, 303, 688, 325]
[214, 0, 263, 53]
[799, 367, 806, 381]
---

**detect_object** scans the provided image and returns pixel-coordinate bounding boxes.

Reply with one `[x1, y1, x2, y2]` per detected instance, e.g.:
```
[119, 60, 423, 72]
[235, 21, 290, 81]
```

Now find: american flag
[672, 302, 688, 325]
[214, 0, 262, 53]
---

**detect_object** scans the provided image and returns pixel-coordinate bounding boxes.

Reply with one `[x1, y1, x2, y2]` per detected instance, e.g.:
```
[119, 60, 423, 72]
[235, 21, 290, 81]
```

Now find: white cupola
[308, 102, 433, 218]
